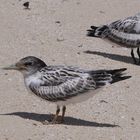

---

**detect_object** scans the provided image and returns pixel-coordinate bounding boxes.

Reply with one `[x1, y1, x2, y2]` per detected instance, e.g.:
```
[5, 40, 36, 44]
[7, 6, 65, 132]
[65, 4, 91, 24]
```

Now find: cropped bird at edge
[87, 12, 140, 65]
[3, 56, 131, 124]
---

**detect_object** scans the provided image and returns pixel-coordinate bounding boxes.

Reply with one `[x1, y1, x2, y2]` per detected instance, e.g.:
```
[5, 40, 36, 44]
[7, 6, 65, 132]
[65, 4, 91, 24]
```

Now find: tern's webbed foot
[41, 105, 66, 125]
[49, 119, 63, 124]
[41, 116, 64, 125]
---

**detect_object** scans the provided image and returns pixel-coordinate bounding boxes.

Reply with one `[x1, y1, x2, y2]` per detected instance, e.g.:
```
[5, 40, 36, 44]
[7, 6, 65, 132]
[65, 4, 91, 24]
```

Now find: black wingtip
[89, 68, 131, 88]
[91, 26, 98, 30]
[87, 26, 98, 37]
[87, 25, 101, 37]
[87, 25, 109, 37]
[109, 68, 131, 83]
[87, 30, 97, 37]
[110, 68, 127, 74]
[111, 75, 131, 84]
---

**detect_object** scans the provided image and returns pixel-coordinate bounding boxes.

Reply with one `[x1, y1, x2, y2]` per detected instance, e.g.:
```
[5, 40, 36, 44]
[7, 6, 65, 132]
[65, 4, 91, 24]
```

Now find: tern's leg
[137, 47, 140, 64]
[131, 49, 137, 64]
[51, 105, 60, 124]
[41, 105, 60, 125]
[60, 106, 66, 122]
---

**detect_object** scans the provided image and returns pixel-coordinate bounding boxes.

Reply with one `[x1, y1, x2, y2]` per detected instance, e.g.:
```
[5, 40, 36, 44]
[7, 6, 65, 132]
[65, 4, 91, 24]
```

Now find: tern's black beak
[2, 62, 27, 70]
[2, 64, 19, 70]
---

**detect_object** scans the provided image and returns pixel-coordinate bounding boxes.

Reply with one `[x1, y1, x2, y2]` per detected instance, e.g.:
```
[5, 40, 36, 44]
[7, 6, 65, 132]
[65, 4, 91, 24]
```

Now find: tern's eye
[24, 62, 33, 66]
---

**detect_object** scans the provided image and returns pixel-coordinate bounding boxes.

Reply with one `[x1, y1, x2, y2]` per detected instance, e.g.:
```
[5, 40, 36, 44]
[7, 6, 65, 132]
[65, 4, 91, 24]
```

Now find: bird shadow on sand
[1, 112, 118, 128]
[84, 50, 139, 65]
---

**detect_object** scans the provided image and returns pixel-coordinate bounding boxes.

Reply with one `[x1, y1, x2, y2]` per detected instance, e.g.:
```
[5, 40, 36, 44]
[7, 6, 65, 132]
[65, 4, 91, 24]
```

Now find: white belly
[55, 88, 102, 106]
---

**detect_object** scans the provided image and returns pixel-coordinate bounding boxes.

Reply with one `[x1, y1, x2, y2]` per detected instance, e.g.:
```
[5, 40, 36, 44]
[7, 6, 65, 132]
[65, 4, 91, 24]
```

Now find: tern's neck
[24, 71, 43, 87]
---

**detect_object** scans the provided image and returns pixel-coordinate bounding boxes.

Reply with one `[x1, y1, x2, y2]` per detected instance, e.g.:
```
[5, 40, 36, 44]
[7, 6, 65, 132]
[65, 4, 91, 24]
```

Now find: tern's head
[3, 56, 46, 76]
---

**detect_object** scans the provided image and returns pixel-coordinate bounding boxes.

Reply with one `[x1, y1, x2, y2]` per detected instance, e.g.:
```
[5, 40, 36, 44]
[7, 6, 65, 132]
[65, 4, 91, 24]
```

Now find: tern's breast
[24, 73, 43, 88]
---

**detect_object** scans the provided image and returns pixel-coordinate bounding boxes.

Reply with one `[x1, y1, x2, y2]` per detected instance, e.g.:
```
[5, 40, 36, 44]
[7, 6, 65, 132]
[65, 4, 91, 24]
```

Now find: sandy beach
[0, 0, 140, 140]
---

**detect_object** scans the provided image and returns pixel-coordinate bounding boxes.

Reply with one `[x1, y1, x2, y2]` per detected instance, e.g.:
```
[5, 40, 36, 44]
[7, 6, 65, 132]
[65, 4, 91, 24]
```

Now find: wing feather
[109, 13, 140, 34]
[29, 75, 96, 102]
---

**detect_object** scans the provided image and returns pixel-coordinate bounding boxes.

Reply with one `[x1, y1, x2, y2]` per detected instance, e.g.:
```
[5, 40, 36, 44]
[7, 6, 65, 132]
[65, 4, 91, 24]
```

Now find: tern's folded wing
[29, 76, 96, 102]
[109, 14, 140, 34]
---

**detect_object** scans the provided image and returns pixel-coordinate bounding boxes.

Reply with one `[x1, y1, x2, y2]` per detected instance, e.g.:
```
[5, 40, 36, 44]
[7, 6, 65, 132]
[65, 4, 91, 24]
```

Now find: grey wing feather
[29, 76, 96, 102]
[99, 14, 140, 47]
[29, 66, 96, 101]
[109, 13, 140, 34]
[39, 65, 86, 86]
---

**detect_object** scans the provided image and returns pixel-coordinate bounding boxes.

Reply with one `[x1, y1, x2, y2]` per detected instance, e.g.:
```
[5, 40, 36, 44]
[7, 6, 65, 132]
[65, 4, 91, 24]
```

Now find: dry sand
[0, 0, 140, 140]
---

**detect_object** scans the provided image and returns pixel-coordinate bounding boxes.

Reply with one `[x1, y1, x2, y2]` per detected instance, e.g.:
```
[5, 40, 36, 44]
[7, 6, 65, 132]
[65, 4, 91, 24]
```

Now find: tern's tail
[87, 25, 109, 38]
[89, 68, 131, 87]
